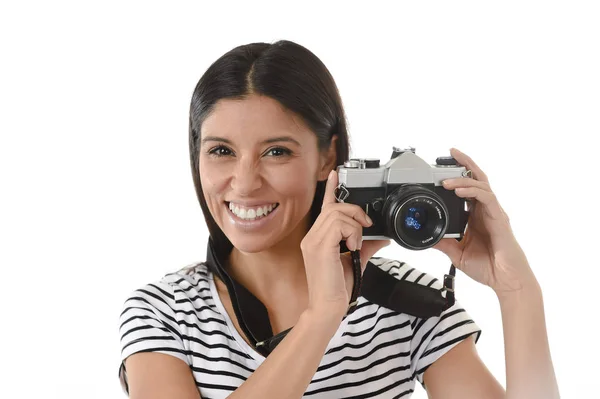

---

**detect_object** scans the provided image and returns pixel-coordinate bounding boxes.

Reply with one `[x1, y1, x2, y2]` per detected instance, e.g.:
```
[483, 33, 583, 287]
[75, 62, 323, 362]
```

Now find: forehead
[201, 95, 314, 143]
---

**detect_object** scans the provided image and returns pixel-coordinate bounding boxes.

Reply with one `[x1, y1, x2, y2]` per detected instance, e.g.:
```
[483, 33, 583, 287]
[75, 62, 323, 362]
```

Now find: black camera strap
[205, 239, 456, 358]
[354, 251, 456, 318]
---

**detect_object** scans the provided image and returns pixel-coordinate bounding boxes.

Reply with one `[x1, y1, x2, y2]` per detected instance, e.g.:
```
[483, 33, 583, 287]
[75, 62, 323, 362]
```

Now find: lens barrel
[382, 185, 449, 250]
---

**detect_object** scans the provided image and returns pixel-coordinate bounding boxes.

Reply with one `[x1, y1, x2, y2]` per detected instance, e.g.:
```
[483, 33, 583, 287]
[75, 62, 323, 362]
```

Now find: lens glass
[394, 196, 447, 249]
[404, 206, 428, 231]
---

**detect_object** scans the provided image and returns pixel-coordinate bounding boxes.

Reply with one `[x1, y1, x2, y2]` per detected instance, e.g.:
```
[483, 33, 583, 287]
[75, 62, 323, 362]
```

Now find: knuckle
[350, 204, 364, 213]
[300, 240, 308, 250]
[331, 210, 343, 218]
[300, 238, 313, 251]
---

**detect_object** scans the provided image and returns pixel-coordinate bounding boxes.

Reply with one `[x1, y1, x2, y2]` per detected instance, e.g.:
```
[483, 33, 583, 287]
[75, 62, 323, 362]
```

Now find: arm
[228, 309, 340, 399]
[423, 336, 504, 398]
[423, 281, 560, 399]
[499, 281, 560, 399]
[125, 352, 201, 399]
[427, 149, 560, 398]
[124, 309, 340, 399]
[119, 281, 201, 399]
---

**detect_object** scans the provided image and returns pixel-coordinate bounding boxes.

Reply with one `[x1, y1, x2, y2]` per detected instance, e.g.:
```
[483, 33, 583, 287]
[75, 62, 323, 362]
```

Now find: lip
[226, 200, 279, 207]
[225, 201, 280, 230]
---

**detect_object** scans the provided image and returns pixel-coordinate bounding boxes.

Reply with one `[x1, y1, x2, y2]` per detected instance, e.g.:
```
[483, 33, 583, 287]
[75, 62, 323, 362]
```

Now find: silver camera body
[336, 147, 470, 250]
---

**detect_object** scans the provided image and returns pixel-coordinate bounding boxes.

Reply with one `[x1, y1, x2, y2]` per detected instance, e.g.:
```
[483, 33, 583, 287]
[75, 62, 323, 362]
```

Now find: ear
[317, 135, 339, 181]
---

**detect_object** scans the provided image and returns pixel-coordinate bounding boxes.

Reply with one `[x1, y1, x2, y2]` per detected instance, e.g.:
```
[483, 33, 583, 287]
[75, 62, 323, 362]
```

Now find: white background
[1, 1, 598, 398]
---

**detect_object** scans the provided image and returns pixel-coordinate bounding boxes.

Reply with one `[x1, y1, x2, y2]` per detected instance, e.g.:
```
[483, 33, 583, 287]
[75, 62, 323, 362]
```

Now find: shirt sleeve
[117, 281, 190, 394]
[410, 299, 482, 388]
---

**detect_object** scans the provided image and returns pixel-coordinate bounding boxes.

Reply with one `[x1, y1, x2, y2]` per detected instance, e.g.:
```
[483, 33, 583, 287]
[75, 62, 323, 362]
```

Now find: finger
[359, 239, 391, 270]
[453, 187, 516, 251]
[320, 203, 372, 228]
[450, 148, 489, 184]
[312, 204, 365, 235]
[442, 177, 491, 192]
[318, 210, 365, 246]
[308, 208, 363, 248]
[454, 186, 505, 221]
[320, 216, 364, 251]
[321, 169, 338, 208]
[432, 238, 463, 268]
[315, 209, 369, 246]
[499, 204, 510, 223]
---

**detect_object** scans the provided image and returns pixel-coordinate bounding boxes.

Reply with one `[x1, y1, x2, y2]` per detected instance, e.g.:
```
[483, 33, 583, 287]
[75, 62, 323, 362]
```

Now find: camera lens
[404, 206, 428, 231]
[382, 185, 449, 250]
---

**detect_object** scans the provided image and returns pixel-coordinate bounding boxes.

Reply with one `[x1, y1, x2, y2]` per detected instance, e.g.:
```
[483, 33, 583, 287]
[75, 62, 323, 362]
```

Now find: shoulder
[118, 261, 216, 355]
[148, 261, 211, 290]
[367, 256, 444, 289]
[161, 261, 212, 291]
[118, 261, 213, 395]
[120, 261, 213, 313]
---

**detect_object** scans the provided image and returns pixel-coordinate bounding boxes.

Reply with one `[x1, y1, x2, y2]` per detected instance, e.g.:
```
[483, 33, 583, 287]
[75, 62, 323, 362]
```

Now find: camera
[335, 147, 470, 250]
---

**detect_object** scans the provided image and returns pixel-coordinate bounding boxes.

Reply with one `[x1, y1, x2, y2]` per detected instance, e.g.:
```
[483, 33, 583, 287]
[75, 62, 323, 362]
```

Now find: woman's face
[199, 94, 335, 253]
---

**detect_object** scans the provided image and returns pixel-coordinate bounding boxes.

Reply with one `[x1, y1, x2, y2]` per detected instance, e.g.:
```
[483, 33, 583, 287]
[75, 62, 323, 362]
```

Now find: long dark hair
[188, 40, 351, 262]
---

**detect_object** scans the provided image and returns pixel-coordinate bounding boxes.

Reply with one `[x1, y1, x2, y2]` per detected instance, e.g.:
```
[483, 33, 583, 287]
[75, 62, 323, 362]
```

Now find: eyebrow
[201, 135, 302, 146]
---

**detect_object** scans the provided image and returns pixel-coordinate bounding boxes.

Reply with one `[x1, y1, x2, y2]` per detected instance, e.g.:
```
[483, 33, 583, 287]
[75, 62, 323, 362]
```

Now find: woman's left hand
[432, 148, 539, 298]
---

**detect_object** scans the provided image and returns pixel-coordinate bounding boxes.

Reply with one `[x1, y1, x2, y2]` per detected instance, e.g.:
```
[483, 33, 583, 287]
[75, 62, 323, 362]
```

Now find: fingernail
[366, 214, 373, 225]
[328, 170, 335, 179]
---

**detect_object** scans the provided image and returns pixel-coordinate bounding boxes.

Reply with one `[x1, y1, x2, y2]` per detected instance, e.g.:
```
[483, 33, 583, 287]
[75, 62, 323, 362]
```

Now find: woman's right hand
[300, 170, 390, 323]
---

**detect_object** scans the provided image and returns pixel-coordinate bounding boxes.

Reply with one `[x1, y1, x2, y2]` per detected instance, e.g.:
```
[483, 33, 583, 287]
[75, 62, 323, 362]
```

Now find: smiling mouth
[225, 201, 280, 221]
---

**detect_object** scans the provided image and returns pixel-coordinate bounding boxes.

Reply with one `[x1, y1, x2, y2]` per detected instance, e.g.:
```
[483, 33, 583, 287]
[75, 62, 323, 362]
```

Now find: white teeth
[229, 202, 278, 220]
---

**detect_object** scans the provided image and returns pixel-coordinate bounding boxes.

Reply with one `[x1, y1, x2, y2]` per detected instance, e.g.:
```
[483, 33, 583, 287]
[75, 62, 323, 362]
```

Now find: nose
[230, 159, 263, 195]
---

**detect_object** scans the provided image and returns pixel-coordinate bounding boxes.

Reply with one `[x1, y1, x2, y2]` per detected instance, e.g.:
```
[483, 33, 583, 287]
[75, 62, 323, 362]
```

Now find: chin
[226, 234, 275, 254]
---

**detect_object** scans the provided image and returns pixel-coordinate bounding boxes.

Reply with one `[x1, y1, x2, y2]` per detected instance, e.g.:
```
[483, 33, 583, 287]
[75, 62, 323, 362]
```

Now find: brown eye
[265, 147, 292, 157]
[208, 145, 233, 157]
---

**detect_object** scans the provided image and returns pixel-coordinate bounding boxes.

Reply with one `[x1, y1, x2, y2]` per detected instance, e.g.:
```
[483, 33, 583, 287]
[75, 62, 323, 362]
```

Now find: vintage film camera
[335, 147, 471, 250]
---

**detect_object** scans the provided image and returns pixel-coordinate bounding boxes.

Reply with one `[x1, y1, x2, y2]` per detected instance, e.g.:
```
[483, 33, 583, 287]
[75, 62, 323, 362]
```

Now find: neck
[225, 216, 311, 303]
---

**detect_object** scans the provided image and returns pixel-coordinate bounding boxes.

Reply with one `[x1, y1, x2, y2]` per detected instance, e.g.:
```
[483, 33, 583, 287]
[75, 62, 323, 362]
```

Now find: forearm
[498, 280, 560, 399]
[228, 309, 341, 399]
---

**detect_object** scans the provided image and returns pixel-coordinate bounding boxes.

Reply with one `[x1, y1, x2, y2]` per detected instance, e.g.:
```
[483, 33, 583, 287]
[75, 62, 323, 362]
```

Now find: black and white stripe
[118, 258, 481, 398]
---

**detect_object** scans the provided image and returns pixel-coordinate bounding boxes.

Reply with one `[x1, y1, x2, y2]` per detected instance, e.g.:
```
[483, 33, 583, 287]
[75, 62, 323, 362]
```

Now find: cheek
[199, 158, 230, 199]
[268, 165, 317, 202]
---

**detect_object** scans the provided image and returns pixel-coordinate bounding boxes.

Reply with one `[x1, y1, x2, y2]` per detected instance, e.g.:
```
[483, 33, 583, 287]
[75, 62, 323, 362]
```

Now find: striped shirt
[118, 257, 482, 398]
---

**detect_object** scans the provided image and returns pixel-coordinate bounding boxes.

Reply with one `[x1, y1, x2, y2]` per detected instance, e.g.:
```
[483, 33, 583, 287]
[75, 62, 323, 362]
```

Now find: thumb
[321, 169, 338, 208]
[432, 238, 463, 267]
[359, 239, 391, 270]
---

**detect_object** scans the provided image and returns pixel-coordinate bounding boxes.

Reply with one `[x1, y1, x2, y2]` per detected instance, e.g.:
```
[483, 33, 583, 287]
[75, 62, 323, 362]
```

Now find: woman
[118, 40, 559, 398]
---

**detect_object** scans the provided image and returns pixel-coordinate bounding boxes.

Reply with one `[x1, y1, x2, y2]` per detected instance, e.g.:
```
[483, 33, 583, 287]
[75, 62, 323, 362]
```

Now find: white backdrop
[1, 1, 598, 398]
